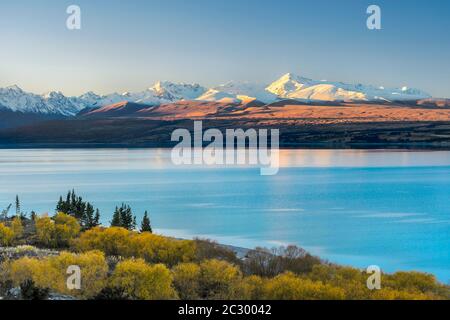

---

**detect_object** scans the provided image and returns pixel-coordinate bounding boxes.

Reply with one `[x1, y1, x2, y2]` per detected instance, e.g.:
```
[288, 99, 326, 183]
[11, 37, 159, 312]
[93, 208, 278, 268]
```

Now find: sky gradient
[0, 0, 449, 97]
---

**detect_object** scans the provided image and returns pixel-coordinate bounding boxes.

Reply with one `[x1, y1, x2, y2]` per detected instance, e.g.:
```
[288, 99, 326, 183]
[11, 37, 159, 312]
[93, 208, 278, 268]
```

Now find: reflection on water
[0, 148, 449, 281]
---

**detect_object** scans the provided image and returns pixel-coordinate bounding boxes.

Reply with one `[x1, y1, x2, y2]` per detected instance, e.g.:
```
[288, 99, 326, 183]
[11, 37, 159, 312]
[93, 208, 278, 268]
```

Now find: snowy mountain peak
[149, 81, 206, 100]
[0, 72, 435, 116]
[266, 72, 431, 102]
[197, 81, 278, 103]
[5, 84, 23, 92]
[42, 91, 65, 99]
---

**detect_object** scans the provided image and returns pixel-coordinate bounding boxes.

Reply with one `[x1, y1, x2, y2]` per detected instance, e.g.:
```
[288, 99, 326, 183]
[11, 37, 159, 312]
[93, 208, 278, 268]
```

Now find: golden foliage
[197, 259, 242, 299]
[3, 250, 108, 298]
[11, 217, 24, 239]
[237, 275, 266, 300]
[35, 213, 80, 247]
[0, 223, 14, 246]
[309, 264, 448, 300]
[74, 227, 196, 266]
[111, 259, 177, 300]
[263, 272, 345, 300]
[172, 262, 201, 300]
[2, 220, 449, 300]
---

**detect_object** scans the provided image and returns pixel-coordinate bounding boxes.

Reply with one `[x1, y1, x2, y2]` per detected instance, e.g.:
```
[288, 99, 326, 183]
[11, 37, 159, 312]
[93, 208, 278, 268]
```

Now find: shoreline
[0, 143, 450, 150]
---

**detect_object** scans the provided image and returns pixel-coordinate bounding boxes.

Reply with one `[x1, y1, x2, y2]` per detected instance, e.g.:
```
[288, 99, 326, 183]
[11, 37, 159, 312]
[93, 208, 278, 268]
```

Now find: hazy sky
[0, 0, 449, 97]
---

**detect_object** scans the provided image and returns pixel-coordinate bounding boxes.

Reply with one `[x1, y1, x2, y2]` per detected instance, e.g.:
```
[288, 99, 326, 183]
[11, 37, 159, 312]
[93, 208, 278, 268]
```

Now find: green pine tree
[110, 203, 136, 230]
[56, 196, 64, 212]
[15, 195, 21, 217]
[140, 211, 152, 233]
[94, 209, 101, 227]
[82, 203, 95, 229]
[111, 206, 122, 227]
[120, 204, 133, 230]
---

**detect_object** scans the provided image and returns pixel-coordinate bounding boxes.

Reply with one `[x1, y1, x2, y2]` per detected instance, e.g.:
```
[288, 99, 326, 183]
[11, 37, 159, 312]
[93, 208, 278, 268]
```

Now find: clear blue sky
[0, 0, 449, 97]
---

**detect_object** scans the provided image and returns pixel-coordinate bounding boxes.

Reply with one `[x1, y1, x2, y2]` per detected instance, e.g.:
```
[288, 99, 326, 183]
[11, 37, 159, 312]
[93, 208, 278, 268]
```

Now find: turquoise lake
[0, 149, 449, 282]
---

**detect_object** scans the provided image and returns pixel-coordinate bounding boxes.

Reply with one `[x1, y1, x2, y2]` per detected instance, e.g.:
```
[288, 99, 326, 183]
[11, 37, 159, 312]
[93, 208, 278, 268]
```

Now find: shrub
[194, 239, 241, 265]
[111, 259, 177, 300]
[11, 217, 24, 240]
[35, 213, 80, 248]
[172, 263, 201, 300]
[20, 279, 50, 300]
[0, 223, 14, 246]
[4, 250, 108, 299]
[309, 264, 369, 299]
[385, 271, 440, 293]
[93, 286, 130, 300]
[74, 227, 131, 256]
[46, 250, 108, 298]
[198, 259, 242, 300]
[131, 232, 196, 266]
[237, 275, 266, 300]
[243, 245, 322, 277]
[74, 227, 196, 266]
[263, 272, 345, 300]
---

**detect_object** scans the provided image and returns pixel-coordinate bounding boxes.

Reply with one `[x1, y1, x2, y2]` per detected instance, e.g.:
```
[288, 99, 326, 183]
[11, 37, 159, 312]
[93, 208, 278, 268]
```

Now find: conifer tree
[140, 211, 152, 233]
[111, 206, 122, 227]
[82, 203, 95, 229]
[94, 209, 101, 227]
[15, 195, 21, 217]
[111, 204, 136, 230]
[56, 190, 100, 230]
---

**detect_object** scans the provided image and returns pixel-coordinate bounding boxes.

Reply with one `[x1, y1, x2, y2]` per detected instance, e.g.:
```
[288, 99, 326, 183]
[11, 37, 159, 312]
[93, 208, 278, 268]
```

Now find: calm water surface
[0, 149, 449, 282]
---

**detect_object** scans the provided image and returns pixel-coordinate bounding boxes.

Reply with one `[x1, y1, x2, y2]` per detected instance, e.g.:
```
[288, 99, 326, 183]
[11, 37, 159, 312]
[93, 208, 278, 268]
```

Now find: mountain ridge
[0, 73, 438, 117]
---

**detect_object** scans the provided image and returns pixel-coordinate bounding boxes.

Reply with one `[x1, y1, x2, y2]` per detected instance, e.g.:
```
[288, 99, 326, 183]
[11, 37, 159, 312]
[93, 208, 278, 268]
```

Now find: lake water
[0, 149, 449, 282]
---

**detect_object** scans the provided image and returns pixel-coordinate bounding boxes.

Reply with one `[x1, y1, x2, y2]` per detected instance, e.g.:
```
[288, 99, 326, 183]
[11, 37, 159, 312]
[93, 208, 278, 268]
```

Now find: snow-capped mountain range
[0, 73, 433, 116]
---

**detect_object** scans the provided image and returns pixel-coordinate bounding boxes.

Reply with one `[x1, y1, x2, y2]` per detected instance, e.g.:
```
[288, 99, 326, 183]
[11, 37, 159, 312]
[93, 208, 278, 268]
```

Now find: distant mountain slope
[416, 99, 450, 108]
[81, 102, 153, 118]
[81, 99, 267, 120]
[0, 108, 65, 129]
[197, 81, 278, 104]
[0, 86, 85, 116]
[0, 73, 438, 120]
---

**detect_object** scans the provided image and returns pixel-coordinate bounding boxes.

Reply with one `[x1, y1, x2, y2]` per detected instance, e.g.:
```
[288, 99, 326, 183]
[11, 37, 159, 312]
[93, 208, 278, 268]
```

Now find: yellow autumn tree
[4, 251, 108, 299]
[11, 217, 24, 240]
[172, 262, 201, 299]
[74, 227, 196, 266]
[263, 272, 345, 300]
[111, 259, 177, 300]
[197, 259, 242, 300]
[0, 223, 14, 246]
[35, 213, 80, 247]
[74, 226, 132, 256]
[130, 232, 196, 266]
[3, 256, 48, 286]
[236, 275, 266, 300]
[45, 250, 108, 298]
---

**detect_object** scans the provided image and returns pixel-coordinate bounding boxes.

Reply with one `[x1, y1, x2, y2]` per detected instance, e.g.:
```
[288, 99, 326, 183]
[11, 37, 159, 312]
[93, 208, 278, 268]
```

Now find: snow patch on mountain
[197, 81, 278, 103]
[0, 86, 82, 116]
[150, 81, 206, 101]
[266, 73, 431, 102]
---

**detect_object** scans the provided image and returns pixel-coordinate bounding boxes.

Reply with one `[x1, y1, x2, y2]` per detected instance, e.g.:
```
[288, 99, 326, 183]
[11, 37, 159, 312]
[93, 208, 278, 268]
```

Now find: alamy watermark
[66, 265, 81, 290]
[366, 265, 382, 290]
[66, 5, 81, 30]
[367, 5, 381, 30]
[171, 121, 279, 175]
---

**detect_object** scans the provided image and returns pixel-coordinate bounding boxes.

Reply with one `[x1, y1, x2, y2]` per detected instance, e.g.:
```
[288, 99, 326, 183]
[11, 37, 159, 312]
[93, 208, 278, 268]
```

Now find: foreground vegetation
[0, 193, 449, 300]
